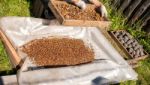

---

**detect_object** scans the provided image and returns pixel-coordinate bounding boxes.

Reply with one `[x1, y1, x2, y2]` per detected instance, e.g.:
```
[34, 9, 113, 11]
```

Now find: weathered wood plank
[36, 0, 42, 17]
[130, 0, 150, 25]
[114, 0, 124, 9]
[124, 0, 142, 19]
[37, 0, 44, 17]
[119, 0, 132, 13]
[141, 9, 150, 27]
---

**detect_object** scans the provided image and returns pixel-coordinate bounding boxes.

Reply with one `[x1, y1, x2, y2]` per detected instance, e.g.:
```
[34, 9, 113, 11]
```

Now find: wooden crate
[48, 0, 111, 29]
[108, 30, 149, 67]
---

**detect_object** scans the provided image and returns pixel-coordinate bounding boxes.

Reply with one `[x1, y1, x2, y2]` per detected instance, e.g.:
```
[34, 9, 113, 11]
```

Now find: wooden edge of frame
[49, 1, 64, 24]
[0, 29, 22, 68]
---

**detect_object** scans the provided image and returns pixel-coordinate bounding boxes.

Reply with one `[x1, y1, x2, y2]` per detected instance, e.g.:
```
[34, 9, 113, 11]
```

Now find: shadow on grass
[26, 0, 34, 16]
[0, 69, 16, 76]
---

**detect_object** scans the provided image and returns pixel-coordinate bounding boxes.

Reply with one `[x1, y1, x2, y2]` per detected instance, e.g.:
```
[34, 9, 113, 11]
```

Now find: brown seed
[126, 39, 133, 45]
[55, 2, 103, 21]
[124, 36, 129, 43]
[21, 38, 94, 66]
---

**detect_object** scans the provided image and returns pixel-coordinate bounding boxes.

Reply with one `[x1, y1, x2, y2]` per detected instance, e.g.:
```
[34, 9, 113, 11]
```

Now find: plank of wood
[35, 0, 42, 17]
[37, 0, 44, 17]
[124, 0, 142, 20]
[119, 0, 132, 13]
[48, 0, 111, 29]
[143, 19, 150, 33]
[114, 0, 124, 9]
[0, 30, 22, 68]
[129, 0, 150, 25]
[141, 8, 150, 21]
[141, 17, 150, 28]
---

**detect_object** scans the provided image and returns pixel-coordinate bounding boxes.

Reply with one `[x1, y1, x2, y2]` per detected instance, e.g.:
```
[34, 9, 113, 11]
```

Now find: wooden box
[48, 0, 111, 29]
[108, 30, 149, 67]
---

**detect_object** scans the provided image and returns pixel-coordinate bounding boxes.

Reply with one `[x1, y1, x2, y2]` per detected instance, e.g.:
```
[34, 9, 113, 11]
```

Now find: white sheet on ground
[0, 17, 137, 85]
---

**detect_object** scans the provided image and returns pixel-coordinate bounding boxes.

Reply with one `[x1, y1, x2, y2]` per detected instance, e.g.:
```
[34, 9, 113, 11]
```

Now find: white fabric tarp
[0, 17, 137, 85]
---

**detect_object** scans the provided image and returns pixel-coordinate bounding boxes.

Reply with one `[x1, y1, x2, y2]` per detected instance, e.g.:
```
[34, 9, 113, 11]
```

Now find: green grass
[101, 0, 150, 85]
[0, 0, 30, 75]
[0, 41, 11, 71]
[0, 0, 30, 16]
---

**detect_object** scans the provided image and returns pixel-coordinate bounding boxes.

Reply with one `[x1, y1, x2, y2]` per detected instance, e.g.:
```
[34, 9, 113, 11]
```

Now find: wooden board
[119, 0, 132, 13]
[48, 0, 111, 29]
[108, 30, 149, 67]
[129, 0, 150, 25]
[114, 0, 124, 9]
[124, 0, 142, 19]
[0, 30, 22, 68]
[32, 0, 44, 17]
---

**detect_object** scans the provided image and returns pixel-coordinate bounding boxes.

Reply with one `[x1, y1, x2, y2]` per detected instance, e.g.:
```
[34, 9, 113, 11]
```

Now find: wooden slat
[129, 0, 150, 25]
[143, 19, 150, 33]
[32, 0, 42, 17]
[114, 0, 124, 9]
[124, 0, 142, 18]
[141, 17, 150, 28]
[35, 0, 42, 17]
[0, 30, 22, 68]
[37, 0, 44, 17]
[32, 0, 39, 16]
[119, 0, 132, 13]
[141, 7, 150, 22]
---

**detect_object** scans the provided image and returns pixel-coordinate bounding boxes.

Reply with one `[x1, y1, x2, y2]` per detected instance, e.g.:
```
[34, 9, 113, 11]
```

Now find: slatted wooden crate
[108, 30, 149, 68]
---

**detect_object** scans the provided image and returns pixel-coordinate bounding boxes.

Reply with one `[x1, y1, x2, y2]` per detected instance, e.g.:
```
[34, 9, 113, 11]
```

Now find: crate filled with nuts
[48, 0, 110, 28]
[109, 30, 148, 66]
